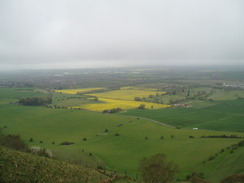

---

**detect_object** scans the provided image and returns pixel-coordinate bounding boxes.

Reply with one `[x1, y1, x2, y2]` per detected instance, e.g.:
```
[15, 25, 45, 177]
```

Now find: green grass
[1, 104, 243, 182]
[0, 87, 47, 104]
[195, 145, 244, 183]
[122, 99, 244, 132]
[0, 146, 140, 183]
[0, 87, 244, 182]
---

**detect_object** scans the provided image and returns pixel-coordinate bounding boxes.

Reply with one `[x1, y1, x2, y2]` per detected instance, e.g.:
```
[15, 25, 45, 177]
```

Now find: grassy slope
[0, 146, 140, 183]
[0, 146, 106, 183]
[122, 99, 244, 132]
[195, 145, 244, 183]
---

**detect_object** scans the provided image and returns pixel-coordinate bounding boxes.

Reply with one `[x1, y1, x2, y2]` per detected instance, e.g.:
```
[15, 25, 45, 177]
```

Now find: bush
[28, 146, 52, 157]
[0, 134, 28, 152]
[208, 156, 215, 161]
[60, 141, 74, 145]
[115, 133, 120, 136]
[83, 138, 87, 141]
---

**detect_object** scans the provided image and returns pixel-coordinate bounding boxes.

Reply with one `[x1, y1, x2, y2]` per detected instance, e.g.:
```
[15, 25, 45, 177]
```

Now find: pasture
[122, 99, 244, 132]
[0, 87, 244, 182]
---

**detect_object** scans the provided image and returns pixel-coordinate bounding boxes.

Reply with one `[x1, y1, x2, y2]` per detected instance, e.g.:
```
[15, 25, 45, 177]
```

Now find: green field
[122, 99, 244, 132]
[0, 87, 244, 182]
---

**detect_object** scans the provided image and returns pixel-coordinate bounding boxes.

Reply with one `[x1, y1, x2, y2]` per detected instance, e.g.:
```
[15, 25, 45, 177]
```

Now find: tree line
[18, 97, 52, 106]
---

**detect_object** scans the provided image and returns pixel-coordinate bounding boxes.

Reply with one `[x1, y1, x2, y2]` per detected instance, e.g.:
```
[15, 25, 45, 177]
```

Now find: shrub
[29, 146, 53, 157]
[83, 138, 87, 141]
[0, 134, 28, 152]
[208, 156, 215, 161]
[60, 141, 74, 145]
[115, 133, 120, 136]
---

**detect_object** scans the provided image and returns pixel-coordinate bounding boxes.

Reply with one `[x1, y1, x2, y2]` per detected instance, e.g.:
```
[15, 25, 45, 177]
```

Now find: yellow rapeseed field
[72, 98, 170, 112]
[86, 89, 166, 101]
[59, 87, 170, 112]
[54, 88, 105, 94]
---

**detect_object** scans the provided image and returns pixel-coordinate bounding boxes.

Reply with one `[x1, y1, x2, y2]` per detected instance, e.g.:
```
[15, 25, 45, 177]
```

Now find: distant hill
[0, 146, 140, 183]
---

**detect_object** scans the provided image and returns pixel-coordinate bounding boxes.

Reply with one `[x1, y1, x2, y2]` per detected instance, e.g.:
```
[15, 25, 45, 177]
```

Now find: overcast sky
[0, 0, 244, 70]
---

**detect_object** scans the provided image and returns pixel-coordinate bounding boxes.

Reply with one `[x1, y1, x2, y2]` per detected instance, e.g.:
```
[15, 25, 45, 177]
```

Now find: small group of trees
[201, 135, 242, 139]
[138, 104, 145, 109]
[103, 108, 123, 113]
[134, 93, 165, 104]
[18, 97, 52, 106]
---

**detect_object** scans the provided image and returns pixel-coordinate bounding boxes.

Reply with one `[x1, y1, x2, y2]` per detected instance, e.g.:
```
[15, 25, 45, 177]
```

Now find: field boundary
[116, 114, 176, 128]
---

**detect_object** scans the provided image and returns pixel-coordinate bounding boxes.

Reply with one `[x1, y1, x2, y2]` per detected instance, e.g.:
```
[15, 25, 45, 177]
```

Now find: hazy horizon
[1, 0, 244, 70]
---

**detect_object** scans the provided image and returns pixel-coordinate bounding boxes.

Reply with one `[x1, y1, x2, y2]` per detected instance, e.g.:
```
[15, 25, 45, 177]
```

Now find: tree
[139, 153, 178, 183]
[138, 104, 145, 109]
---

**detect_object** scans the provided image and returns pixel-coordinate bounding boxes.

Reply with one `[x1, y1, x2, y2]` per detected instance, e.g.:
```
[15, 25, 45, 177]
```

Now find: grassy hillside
[0, 146, 140, 183]
[194, 142, 244, 183]
[122, 99, 244, 132]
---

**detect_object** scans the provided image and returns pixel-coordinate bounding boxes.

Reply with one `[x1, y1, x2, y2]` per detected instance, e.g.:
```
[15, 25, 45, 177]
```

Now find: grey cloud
[0, 0, 244, 70]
